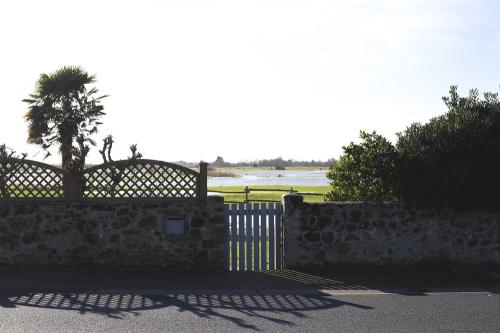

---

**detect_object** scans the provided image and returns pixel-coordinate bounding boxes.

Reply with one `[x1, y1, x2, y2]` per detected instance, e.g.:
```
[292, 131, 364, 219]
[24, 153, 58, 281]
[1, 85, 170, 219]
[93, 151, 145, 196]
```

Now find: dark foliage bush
[327, 86, 500, 210]
[396, 86, 500, 210]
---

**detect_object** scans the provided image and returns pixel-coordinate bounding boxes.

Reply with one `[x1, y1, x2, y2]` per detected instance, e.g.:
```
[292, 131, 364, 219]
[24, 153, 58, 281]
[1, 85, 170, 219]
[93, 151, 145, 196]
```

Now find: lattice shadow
[0, 292, 372, 329]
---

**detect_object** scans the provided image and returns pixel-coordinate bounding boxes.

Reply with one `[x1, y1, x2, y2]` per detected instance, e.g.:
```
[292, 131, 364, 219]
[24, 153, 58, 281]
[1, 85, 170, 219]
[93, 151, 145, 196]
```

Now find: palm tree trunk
[61, 136, 73, 172]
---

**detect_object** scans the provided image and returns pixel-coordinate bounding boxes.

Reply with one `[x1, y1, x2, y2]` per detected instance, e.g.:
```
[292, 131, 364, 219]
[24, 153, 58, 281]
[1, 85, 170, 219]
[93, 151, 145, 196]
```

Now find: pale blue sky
[1, 0, 499, 163]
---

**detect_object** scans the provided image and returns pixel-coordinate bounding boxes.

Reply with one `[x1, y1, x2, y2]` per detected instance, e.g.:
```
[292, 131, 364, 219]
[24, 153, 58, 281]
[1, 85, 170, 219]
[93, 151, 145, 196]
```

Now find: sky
[1, 0, 500, 164]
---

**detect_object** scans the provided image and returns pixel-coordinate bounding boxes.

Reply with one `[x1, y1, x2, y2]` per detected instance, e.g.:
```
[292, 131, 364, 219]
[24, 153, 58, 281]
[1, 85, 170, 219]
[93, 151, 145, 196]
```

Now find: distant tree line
[326, 86, 500, 211]
[190, 156, 337, 168]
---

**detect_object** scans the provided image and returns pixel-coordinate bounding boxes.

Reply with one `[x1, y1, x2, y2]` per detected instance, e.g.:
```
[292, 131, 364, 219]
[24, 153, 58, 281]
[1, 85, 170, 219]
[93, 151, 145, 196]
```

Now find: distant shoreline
[207, 169, 239, 178]
[206, 166, 329, 177]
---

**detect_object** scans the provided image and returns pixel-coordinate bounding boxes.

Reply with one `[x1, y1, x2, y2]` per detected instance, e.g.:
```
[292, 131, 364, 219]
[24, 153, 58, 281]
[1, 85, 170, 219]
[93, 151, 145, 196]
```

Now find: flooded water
[208, 169, 330, 187]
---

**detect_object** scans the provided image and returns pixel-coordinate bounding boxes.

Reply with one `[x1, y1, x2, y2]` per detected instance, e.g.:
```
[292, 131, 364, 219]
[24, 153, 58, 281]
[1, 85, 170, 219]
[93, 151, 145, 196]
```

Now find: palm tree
[23, 66, 107, 173]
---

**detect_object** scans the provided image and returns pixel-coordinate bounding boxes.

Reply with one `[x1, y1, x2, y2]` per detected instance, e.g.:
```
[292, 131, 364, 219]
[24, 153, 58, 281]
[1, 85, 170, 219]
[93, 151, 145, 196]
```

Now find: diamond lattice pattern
[0, 161, 64, 198]
[83, 162, 198, 199]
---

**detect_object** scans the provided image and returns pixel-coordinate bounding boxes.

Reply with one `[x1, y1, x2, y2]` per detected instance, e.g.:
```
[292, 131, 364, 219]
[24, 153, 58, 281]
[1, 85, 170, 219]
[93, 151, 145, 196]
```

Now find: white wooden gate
[224, 202, 283, 271]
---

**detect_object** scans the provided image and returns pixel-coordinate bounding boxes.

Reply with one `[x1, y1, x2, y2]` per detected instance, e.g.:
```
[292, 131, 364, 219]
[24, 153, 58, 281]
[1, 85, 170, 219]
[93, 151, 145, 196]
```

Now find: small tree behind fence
[0, 159, 208, 201]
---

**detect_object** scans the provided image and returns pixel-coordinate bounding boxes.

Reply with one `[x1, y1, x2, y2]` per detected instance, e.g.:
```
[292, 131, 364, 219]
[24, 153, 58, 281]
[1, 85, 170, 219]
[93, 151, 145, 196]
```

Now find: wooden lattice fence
[0, 159, 207, 201]
[83, 159, 205, 200]
[0, 159, 65, 199]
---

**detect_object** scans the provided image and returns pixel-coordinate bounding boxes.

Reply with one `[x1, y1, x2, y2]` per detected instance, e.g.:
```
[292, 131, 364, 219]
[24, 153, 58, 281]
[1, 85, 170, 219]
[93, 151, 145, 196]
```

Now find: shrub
[326, 86, 500, 210]
[396, 86, 500, 209]
[325, 131, 398, 201]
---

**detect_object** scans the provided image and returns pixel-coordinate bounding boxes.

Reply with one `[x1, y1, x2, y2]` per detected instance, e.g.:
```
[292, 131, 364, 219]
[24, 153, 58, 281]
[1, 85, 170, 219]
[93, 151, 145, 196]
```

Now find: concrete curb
[1, 287, 499, 296]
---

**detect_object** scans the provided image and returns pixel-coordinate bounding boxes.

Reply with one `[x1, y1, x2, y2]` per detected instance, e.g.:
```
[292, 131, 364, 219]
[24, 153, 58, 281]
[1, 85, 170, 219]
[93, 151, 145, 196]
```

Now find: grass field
[208, 185, 330, 202]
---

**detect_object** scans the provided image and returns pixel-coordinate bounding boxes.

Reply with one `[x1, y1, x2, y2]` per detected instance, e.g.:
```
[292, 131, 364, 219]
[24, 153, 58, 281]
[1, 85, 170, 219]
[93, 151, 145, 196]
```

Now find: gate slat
[246, 204, 253, 270]
[238, 203, 245, 271]
[225, 202, 283, 272]
[268, 202, 275, 270]
[260, 202, 267, 270]
[224, 204, 230, 271]
[253, 203, 260, 270]
[230, 203, 238, 271]
[276, 203, 282, 270]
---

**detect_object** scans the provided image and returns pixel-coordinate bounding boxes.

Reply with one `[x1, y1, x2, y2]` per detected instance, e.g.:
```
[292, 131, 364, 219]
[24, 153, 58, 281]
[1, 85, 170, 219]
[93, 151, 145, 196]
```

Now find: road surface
[1, 290, 499, 332]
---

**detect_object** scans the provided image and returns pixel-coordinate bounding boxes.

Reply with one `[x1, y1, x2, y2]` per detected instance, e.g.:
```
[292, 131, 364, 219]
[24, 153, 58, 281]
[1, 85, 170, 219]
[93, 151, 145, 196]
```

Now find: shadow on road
[1, 268, 497, 330]
[261, 269, 500, 296]
[0, 292, 372, 330]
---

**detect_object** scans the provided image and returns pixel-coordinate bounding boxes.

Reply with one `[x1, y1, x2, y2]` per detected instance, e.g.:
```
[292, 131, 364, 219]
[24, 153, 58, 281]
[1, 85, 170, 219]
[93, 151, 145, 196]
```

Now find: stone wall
[283, 194, 500, 268]
[0, 195, 225, 270]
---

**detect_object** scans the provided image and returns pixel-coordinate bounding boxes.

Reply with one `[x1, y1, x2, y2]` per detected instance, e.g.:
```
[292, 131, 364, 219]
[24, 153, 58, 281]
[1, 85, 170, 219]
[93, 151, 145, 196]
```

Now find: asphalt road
[1, 291, 499, 332]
